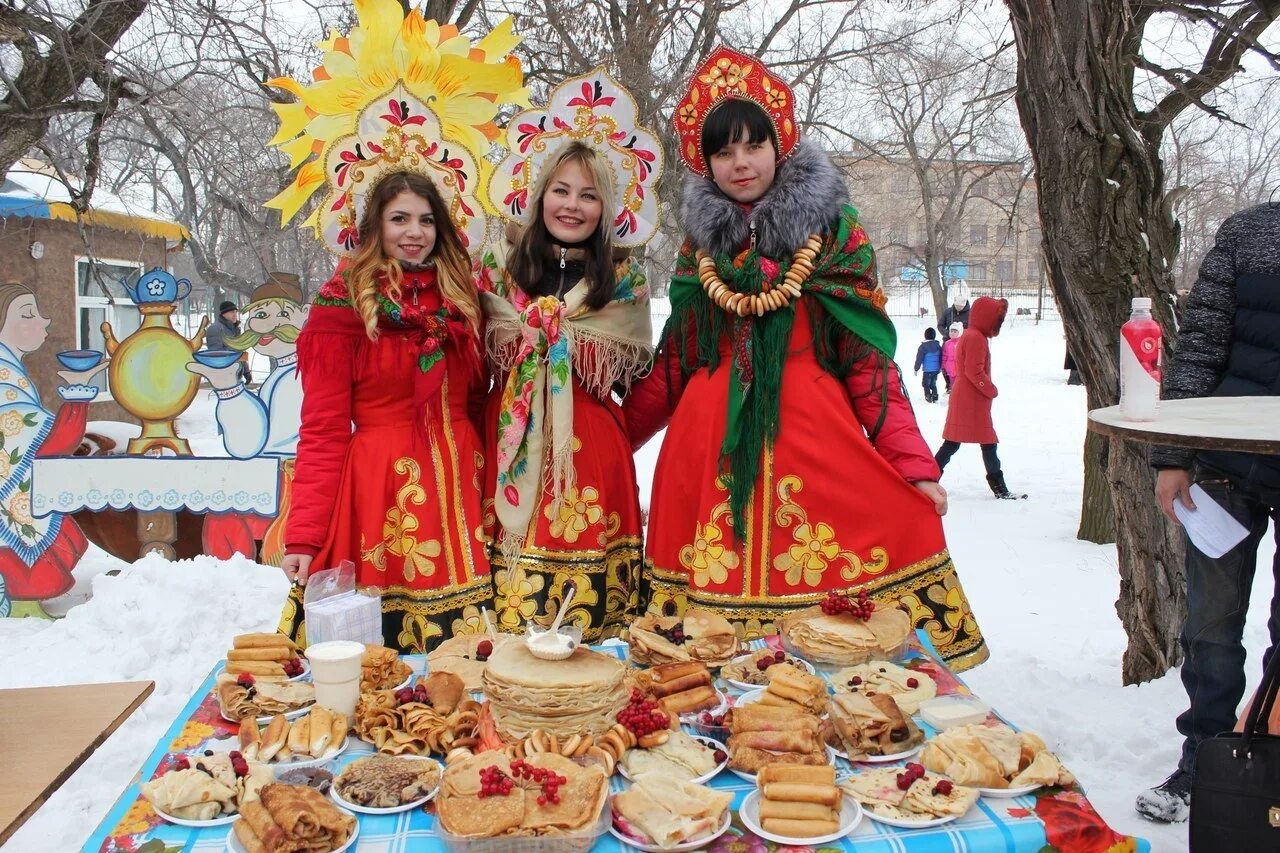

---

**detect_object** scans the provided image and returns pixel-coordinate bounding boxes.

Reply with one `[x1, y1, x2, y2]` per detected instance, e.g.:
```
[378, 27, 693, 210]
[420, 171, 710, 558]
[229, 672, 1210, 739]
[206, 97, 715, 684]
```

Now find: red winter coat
[942, 296, 1007, 444]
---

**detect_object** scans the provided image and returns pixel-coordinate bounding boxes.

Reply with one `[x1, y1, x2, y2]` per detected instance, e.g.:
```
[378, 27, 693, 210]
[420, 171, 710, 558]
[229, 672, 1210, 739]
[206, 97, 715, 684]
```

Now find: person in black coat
[204, 301, 251, 384]
[1136, 201, 1280, 824]
[938, 292, 971, 336]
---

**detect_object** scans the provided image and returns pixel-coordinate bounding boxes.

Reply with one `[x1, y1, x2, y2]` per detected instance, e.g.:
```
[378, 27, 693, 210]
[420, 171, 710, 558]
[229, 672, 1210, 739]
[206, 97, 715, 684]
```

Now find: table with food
[86, 594, 1149, 852]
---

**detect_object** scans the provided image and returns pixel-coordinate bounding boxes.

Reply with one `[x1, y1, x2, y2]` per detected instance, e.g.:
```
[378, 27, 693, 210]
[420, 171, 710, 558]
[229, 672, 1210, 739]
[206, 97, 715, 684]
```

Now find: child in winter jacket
[941, 322, 962, 392]
[914, 327, 943, 402]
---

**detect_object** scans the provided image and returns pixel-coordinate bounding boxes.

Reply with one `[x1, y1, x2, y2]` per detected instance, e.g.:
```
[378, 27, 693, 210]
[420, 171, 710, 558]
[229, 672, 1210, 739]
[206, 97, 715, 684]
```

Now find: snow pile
[1, 317, 1272, 852]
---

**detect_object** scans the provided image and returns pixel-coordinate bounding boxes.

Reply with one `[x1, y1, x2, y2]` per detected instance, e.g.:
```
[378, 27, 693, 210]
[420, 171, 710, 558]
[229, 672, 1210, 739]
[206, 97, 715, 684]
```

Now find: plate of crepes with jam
[618, 729, 727, 784]
[141, 751, 273, 827]
[841, 764, 979, 827]
[831, 660, 937, 714]
[227, 782, 358, 852]
[921, 723, 1076, 797]
[330, 754, 442, 814]
[825, 691, 926, 763]
[722, 648, 816, 692]
[611, 772, 734, 851]
[628, 608, 739, 668]
[217, 671, 315, 725]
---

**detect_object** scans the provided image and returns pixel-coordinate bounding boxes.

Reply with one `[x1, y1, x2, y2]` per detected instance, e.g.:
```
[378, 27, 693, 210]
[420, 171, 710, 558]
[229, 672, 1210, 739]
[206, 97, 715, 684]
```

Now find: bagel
[638, 730, 670, 749]
[560, 734, 583, 757]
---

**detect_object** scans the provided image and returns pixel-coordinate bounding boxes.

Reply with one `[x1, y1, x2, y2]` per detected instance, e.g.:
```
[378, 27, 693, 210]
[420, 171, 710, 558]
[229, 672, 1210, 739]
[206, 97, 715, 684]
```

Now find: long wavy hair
[509, 142, 619, 311]
[344, 172, 480, 340]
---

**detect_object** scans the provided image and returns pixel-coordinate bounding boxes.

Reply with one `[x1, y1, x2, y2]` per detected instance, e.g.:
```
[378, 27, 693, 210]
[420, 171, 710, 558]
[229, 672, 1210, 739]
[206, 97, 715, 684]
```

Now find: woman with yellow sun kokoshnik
[475, 69, 662, 642]
[267, 0, 529, 653]
[625, 47, 988, 671]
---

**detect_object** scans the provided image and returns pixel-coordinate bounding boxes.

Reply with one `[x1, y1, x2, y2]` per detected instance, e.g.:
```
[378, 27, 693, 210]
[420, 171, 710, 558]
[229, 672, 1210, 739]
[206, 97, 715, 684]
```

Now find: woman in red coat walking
[935, 296, 1024, 499]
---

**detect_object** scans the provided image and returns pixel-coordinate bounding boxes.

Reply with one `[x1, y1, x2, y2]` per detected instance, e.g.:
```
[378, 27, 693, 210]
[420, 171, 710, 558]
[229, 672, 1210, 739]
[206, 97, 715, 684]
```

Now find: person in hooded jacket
[623, 47, 987, 672]
[938, 291, 971, 337]
[934, 296, 1024, 499]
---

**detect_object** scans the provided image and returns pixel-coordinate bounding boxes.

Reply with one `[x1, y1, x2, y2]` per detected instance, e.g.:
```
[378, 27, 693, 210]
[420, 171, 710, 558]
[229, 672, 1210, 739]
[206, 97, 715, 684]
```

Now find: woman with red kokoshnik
[279, 172, 492, 653]
[626, 47, 988, 670]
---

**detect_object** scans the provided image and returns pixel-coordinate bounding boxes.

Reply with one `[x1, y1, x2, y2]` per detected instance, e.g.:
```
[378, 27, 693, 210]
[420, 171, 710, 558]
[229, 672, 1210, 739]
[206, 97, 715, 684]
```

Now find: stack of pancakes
[482, 642, 628, 739]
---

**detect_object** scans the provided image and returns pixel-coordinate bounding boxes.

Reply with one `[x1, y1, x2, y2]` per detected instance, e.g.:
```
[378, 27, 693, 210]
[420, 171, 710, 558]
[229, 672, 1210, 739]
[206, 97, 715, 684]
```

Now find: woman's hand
[914, 480, 948, 516]
[281, 553, 313, 586]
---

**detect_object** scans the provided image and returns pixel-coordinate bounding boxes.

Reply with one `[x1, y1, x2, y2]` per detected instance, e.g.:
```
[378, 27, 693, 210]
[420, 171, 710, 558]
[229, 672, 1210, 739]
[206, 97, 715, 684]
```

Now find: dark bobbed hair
[700, 98, 778, 168]
[925, 327, 937, 340]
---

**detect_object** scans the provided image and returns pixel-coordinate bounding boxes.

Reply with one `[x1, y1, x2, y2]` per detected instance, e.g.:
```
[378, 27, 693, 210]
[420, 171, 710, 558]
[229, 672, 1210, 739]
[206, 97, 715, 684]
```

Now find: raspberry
[933, 780, 953, 796]
[896, 773, 912, 791]
[476, 639, 493, 661]
[907, 677, 919, 688]
[773, 650, 786, 662]
[173, 755, 190, 771]
[713, 749, 727, 763]
[756, 658, 771, 672]
[700, 712, 713, 725]
[236, 672, 255, 688]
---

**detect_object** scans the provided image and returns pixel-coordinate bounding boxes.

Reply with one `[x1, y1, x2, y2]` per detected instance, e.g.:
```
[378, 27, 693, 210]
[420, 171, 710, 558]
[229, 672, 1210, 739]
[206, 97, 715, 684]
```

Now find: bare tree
[819, 15, 1026, 320]
[1002, 0, 1280, 683]
[0, 1, 152, 202]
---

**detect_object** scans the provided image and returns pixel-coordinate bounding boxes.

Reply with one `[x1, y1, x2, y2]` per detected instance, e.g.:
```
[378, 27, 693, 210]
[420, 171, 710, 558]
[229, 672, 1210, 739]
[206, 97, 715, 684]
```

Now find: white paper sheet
[1173, 483, 1250, 559]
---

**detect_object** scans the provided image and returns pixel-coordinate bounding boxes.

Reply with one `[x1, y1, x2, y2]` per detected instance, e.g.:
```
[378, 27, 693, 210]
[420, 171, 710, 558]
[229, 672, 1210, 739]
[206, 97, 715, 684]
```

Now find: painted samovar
[102, 268, 208, 455]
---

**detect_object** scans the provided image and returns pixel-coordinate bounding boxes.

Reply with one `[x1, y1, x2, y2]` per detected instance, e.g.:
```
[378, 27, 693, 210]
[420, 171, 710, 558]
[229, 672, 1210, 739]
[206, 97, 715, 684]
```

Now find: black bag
[1190, 648, 1280, 851]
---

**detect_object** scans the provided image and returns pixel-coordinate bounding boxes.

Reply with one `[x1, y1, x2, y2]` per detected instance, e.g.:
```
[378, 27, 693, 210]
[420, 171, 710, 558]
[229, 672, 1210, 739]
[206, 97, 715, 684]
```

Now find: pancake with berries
[427, 632, 517, 692]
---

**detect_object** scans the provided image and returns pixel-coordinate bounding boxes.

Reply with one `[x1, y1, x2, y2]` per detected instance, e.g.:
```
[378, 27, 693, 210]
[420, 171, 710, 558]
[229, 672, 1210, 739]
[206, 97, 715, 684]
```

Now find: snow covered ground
[2, 316, 1273, 852]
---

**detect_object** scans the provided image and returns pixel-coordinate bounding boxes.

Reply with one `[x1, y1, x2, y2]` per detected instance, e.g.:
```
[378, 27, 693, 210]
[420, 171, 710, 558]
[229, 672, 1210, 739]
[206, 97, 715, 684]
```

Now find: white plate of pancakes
[329, 755, 441, 815]
[740, 789, 863, 845]
[609, 806, 732, 852]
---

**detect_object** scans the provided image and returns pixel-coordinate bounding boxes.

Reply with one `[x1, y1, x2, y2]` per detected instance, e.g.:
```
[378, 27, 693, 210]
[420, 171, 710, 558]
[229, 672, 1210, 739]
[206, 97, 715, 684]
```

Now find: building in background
[837, 154, 1053, 320]
[0, 159, 188, 419]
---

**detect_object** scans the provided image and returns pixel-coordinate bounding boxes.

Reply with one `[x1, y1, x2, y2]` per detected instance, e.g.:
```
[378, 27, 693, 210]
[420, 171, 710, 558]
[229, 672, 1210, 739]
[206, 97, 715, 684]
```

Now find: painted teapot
[124, 268, 192, 305]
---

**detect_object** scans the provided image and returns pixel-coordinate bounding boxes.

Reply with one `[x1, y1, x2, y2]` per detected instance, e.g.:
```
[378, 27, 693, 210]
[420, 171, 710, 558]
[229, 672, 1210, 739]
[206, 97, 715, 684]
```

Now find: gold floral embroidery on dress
[898, 575, 979, 649]
[605, 549, 641, 619]
[537, 569, 599, 629]
[772, 475, 889, 587]
[494, 565, 545, 629]
[545, 485, 605, 543]
[451, 604, 488, 636]
[679, 497, 740, 588]
[361, 458, 444, 581]
[398, 613, 443, 653]
[734, 617, 777, 643]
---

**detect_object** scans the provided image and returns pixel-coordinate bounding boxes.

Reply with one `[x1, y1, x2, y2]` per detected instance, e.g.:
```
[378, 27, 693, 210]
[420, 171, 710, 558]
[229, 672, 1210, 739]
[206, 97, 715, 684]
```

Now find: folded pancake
[258, 783, 355, 847]
[728, 745, 829, 774]
[758, 799, 836, 821]
[658, 685, 719, 715]
[759, 765, 835, 786]
[234, 633, 298, 651]
[831, 661, 937, 714]
[762, 783, 840, 806]
[629, 609, 738, 667]
[621, 730, 718, 781]
[141, 767, 236, 820]
[614, 773, 732, 848]
[841, 767, 979, 821]
[828, 692, 923, 758]
[650, 671, 711, 698]
[426, 633, 516, 692]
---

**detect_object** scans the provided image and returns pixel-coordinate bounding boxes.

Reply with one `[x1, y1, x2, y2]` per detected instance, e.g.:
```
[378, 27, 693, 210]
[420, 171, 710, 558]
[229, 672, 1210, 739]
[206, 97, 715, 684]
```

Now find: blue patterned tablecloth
[84, 634, 1148, 852]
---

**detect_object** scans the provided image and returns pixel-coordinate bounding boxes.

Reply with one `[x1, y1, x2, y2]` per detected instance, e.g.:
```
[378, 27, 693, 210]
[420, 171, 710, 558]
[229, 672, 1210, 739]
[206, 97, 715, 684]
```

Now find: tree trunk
[1004, 1, 1185, 683]
[1077, 427, 1115, 544]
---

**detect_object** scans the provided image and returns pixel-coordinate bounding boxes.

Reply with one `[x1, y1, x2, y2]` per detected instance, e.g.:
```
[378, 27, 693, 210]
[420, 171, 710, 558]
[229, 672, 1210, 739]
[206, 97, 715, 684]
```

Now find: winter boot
[1135, 769, 1191, 823]
[986, 472, 1026, 500]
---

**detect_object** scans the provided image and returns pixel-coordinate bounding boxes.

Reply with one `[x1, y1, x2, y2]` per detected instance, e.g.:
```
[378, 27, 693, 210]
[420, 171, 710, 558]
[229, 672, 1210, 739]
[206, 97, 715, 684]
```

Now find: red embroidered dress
[476, 241, 651, 642]
[281, 267, 492, 653]
[626, 206, 989, 671]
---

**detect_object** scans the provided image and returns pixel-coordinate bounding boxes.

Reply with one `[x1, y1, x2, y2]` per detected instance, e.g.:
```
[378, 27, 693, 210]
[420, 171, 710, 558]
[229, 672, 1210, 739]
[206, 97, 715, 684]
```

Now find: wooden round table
[1088, 396, 1280, 455]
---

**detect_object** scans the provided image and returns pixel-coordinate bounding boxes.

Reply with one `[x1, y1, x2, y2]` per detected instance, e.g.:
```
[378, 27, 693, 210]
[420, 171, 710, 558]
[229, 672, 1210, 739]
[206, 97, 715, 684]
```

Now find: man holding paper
[1135, 201, 1280, 824]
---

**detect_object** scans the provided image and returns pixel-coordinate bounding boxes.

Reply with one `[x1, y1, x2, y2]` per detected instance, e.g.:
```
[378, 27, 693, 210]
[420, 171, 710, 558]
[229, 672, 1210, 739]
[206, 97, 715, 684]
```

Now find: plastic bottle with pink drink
[1120, 297, 1162, 421]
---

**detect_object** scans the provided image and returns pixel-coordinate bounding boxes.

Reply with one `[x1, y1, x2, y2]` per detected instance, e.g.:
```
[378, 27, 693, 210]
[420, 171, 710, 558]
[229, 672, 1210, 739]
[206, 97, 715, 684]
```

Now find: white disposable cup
[306, 640, 365, 718]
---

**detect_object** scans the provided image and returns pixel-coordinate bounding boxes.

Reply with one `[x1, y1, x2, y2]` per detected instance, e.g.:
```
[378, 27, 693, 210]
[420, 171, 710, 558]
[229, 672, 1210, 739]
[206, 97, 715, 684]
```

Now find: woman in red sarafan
[477, 141, 654, 642]
[625, 47, 987, 670]
[279, 172, 492, 653]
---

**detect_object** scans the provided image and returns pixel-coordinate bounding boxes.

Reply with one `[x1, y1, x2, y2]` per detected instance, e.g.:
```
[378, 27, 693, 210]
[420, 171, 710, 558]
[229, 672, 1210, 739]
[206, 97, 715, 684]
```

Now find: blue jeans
[1177, 472, 1280, 774]
[922, 371, 939, 402]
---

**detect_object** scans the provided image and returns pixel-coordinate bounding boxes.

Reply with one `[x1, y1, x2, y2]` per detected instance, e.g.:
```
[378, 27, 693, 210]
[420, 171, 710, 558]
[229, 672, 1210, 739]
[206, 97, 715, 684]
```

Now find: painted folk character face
[0, 294, 51, 356]
[226, 299, 307, 359]
[380, 189, 437, 266]
[709, 137, 777, 205]
[542, 158, 603, 244]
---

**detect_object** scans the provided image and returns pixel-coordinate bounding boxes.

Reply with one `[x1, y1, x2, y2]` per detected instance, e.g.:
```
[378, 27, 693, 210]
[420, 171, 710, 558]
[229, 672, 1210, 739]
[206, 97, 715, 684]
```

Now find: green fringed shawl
[660, 204, 897, 537]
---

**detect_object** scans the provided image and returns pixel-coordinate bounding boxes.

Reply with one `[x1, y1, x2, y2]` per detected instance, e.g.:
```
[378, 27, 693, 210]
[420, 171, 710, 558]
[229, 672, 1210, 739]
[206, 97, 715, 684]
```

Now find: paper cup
[307, 640, 364, 717]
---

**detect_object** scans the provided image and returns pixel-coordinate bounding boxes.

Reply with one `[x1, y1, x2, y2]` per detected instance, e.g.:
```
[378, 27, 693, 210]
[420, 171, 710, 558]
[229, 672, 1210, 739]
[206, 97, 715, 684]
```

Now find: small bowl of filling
[524, 623, 583, 661]
[722, 649, 817, 692]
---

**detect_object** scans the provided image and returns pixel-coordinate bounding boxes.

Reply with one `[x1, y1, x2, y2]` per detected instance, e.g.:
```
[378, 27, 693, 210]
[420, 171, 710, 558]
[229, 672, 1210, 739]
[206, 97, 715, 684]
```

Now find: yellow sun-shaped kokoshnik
[264, 0, 529, 253]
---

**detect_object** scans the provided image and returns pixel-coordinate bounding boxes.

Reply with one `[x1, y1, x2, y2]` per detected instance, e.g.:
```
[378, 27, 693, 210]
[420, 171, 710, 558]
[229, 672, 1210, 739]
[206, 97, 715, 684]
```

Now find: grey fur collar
[680, 139, 848, 258]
